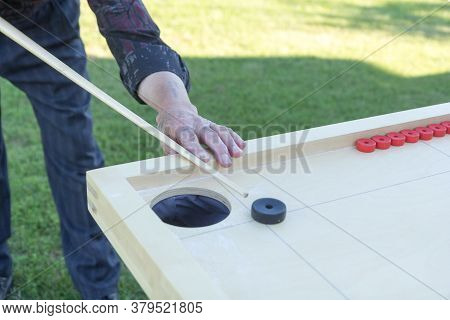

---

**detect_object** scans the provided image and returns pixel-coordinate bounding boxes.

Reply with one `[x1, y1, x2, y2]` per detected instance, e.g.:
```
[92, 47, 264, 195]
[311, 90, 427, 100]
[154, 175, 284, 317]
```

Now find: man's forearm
[137, 72, 196, 114]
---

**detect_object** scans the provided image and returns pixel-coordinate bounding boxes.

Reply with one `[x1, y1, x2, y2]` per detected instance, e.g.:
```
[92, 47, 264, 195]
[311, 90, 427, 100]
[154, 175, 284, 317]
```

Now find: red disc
[441, 121, 450, 134]
[400, 129, 420, 143]
[428, 124, 447, 137]
[415, 127, 434, 140]
[356, 138, 376, 153]
[386, 132, 406, 146]
[371, 135, 391, 150]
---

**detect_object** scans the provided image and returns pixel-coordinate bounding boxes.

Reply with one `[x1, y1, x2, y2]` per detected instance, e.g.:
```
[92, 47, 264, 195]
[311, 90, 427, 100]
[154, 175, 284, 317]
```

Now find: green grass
[1, 0, 449, 299]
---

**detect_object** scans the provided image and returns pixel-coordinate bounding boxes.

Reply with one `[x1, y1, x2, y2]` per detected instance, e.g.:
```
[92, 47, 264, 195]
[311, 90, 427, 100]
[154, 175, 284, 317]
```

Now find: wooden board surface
[87, 102, 450, 299]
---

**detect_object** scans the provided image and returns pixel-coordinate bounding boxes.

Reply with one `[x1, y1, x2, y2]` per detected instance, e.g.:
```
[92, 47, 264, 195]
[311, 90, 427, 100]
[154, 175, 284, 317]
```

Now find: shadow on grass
[305, 0, 449, 38]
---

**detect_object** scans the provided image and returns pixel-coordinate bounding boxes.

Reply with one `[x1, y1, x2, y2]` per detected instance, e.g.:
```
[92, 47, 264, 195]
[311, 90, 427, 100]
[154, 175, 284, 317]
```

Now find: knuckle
[197, 125, 211, 136]
[177, 127, 196, 140]
[183, 141, 198, 152]
[205, 129, 219, 140]
[217, 142, 229, 153]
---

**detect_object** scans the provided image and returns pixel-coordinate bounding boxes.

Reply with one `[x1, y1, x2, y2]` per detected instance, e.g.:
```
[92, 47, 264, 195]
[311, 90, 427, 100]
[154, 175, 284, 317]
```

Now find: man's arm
[87, 0, 245, 166]
[87, 0, 189, 101]
[138, 72, 245, 167]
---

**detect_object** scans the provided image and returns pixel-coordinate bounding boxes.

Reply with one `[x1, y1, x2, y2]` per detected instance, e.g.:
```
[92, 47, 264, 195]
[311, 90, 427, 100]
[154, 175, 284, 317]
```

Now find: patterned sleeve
[87, 0, 190, 103]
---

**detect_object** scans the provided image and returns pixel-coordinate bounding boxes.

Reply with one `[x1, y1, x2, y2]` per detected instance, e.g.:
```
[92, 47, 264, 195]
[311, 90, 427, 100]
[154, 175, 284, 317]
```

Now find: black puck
[251, 198, 286, 224]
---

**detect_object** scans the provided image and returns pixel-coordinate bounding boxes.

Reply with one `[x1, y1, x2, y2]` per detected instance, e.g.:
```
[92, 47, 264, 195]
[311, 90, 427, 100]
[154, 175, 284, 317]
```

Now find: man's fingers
[162, 143, 177, 155]
[210, 124, 242, 158]
[157, 112, 245, 167]
[198, 126, 232, 167]
[229, 128, 246, 150]
[176, 128, 210, 162]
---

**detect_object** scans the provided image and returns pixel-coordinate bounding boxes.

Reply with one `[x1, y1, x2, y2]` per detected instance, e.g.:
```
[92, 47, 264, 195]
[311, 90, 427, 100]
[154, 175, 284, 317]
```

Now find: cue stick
[0, 16, 249, 198]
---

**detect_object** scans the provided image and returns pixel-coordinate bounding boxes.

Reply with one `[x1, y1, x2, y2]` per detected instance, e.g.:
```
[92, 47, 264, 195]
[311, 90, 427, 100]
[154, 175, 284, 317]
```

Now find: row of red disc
[356, 121, 450, 153]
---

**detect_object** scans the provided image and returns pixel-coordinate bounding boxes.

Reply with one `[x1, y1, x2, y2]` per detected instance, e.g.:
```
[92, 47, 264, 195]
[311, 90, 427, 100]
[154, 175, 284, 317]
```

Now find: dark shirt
[0, 0, 190, 103]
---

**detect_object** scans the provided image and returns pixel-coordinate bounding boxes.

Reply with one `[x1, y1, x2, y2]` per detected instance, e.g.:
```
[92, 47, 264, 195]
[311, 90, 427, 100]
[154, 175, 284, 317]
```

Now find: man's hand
[156, 106, 245, 167]
[137, 72, 245, 167]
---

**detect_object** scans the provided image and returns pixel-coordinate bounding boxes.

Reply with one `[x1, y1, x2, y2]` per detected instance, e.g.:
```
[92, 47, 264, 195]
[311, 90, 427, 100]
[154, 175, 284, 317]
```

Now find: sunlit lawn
[1, 0, 448, 299]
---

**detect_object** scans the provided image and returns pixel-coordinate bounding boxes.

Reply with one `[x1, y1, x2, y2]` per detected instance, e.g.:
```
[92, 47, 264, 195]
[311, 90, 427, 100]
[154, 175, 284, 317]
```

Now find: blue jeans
[0, 0, 120, 299]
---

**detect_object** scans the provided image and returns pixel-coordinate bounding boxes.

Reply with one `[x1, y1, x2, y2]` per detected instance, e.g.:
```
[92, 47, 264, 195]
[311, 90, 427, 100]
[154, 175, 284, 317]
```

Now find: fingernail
[200, 153, 210, 162]
[232, 146, 242, 157]
[220, 154, 232, 167]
